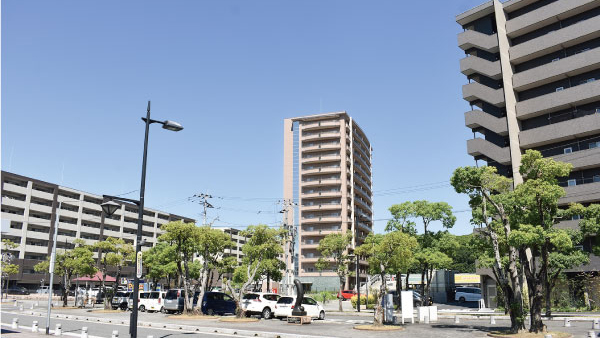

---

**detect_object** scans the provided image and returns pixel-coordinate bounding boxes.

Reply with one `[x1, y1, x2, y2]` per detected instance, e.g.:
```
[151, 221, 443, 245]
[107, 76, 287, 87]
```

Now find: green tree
[159, 220, 201, 314]
[143, 241, 178, 289]
[224, 224, 285, 318]
[1, 239, 19, 298]
[355, 231, 417, 326]
[315, 231, 353, 312]
[451, 165, 526, 333]
[35, 239, 96, 306]
[95, 237, 134, 309]
[386, 202, 418, 292]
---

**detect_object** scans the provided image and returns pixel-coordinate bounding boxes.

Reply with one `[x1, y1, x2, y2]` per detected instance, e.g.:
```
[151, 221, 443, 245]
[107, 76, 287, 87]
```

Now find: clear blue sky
[2, 0, 488, 235]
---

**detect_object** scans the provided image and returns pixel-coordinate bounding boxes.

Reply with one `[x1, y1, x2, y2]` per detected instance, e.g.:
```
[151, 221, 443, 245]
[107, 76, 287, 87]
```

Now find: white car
[455, 287, 482, 303]
[128, 291, 167, 312]
[274, 296, 325, 320]
[241, 293, 281, 319]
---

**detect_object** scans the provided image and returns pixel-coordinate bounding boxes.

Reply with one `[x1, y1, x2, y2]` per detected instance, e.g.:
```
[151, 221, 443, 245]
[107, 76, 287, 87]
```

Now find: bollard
[490, 316, 496, 325]
[564, 318, 571, 327]
[35, 301, 39, 306]
[587, 331, 595, 338]
[55, 323, 62, 336]
[19, 305, 23, 311]
[544, 335, 552, 338]
[111, 330, 119, 338]
[32, 320, 39, 332]
[30, 303, 34, 309]
[13, 299, 17, 306]
[594, 319, 600, 330]
[454, 315, 460, 324]
[12, 318, 18, 329]
[81, 327, 88, 338]
[424, 315, 430, 324]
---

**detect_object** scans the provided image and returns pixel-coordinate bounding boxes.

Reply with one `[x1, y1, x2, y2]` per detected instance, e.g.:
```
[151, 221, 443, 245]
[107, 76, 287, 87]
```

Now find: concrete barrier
[564, 318, 571, 327]
[55, 323, 62, 336]
[111, 330, 119, 338]
[454, 315, 460, 324]
[587, 331, 595, 338]
[490, 316, 496, 325]
[12, 318, 18, 329]
[81, 326, 88, 338]
[594, 319, 600, 330]
[32, 320, 39, 332]
[544, 334, 552, 338]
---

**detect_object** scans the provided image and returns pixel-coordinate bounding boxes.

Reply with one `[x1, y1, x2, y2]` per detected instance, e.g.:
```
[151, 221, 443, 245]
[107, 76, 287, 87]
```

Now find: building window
[567, 179, 577, 186]
[594, 175, 600, 183]
[590, 142, 600, 149]
[551, 58, 560, 62]
[564, 147, 573, 154]
[556, 87, 564, 92]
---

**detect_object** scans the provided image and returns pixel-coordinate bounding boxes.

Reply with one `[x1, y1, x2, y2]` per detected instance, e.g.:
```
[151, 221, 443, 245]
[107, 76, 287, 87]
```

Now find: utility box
[384, 293, 395, 324]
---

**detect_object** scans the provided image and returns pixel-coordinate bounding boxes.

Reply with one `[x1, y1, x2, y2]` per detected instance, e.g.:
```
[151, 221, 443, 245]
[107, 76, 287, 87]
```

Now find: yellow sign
[454, 274, 480, 284]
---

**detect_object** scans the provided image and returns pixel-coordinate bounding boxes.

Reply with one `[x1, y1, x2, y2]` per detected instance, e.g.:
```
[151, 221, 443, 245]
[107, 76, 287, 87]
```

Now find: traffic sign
[136, 251, 143, 278]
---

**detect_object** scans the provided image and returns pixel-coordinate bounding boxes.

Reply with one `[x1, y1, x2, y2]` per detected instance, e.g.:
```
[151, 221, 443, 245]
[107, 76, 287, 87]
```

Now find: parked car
[111, 291, 131, 310]
[164, 289, 200, 314]
[36, 286, 50, 294]
[274, 296, 325, 320]
[455, 287, 482, 303]
[201, 292, 236, 316]
[337, 290, 357, 300]
[241, 292, 280, 319]
[7, 286, 29, 295]
[128, 291, 167, 312]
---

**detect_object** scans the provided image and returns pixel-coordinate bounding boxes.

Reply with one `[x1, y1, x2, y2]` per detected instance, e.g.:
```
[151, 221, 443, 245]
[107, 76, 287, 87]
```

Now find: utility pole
[192, 193, 214, 226]
[280, 199, 297, 296]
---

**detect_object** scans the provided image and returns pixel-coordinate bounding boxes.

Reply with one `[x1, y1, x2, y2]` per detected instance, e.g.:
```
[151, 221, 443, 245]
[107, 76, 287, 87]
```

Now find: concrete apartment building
[1, 171, 194, 290]
[283, 112, 373, 291]
[456, 0, 600, 307]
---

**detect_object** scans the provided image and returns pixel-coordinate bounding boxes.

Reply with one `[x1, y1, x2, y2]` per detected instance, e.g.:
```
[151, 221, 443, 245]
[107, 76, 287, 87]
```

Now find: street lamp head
[162, 120, 183, 132]
[101, 200, 120, 217]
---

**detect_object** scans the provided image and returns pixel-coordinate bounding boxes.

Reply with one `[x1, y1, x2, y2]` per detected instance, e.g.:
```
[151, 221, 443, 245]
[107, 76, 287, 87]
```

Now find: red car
[337, 290, 357, 300]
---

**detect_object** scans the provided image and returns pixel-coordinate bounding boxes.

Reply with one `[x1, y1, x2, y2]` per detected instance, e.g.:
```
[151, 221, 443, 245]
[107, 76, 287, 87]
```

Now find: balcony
[25, 245, 48, 254]
[356, 222, 372, 233]
[506, 0, 599, 38]
[516, 80, 600, 119]
[30, 188, 53, 201]
[551, 146, 600, 171]
[302, 165, 341, 175]
[301, 215, 342, 223]
[467, 138, 512, 165]
[302, 191, 342, 199]
[301, 229, 341, 236]
[560, 181, 600, 204]
[301, 120, 340, 131]
[513, 49, 600, 91]
[520, 113, 600, 148]
[354, 174, 372, 193]
[354, 198, 372, 213]
[301, 178, 341, 187]
[460, 56, 502, 80]
[1, 197, 26, 210]
[457, 30, 499, 53]
[3, 182, 29, 195]
[354, 184, 371, 200]
[301, 203, 342, 212]
[465, 110, 509, 136]
[463, 82, 505, 106]
[302, 131, 340, 141]
[510, 15, 600, 64]
[302, 142, 341, 152]
[301, 154, 341, 164]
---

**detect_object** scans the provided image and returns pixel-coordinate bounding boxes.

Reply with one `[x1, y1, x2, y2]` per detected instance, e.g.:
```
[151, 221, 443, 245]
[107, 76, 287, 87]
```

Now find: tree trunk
[182, 259, 192, 314]
[267, 272, 270, 292]
[529, 283, 545, 333]
[62, 274, 68, 307]
[395, 272, 401, 293]
[405, 273, 410, 291]
[420, 267, 426, 300]
[338, 278, 344, 312]
[373, 272, 386, 326]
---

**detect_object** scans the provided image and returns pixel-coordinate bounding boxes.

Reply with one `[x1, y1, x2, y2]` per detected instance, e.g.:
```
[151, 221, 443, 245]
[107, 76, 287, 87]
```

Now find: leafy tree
[315, 231, 353, 312]
[451, 165, 526, 333]
[386, 202, 418, 292]
[567, 203, 600, 255]
[95, 237, 134, 309]
[224, 224, 285, 318]
[194, 226, 235, 312]
[143, 241, 178, 289]
[1, 239, 19, 298]
[356, 231, 417, 326]
[159, 220, 202, 314]
[34, 239, 96, 306]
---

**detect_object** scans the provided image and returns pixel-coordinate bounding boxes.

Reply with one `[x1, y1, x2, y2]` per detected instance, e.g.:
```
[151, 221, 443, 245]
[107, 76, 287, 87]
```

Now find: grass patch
[219, 317, 260, 323]
[488, 331, 572, 338]
[353, 324, 404, 331]
[167, 315, 219, 320]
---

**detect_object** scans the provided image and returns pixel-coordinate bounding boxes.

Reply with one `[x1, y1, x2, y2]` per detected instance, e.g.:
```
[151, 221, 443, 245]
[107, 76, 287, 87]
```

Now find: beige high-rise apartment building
[456, 0, 600, 307]
[283, 112, 373, 291]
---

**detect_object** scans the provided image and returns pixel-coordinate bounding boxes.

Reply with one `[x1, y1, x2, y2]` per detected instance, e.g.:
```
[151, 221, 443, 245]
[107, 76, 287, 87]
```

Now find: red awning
[72, 271, 116, 282]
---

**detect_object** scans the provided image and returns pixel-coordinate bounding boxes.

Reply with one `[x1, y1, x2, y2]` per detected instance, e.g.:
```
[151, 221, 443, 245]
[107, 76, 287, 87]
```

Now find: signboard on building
[454, 274, 480, 284]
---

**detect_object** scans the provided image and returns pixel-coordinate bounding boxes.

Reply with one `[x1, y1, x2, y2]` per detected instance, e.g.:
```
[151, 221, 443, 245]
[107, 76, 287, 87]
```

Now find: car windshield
[165, 290, 178, 299]
[263, 294, 280, 301]
[277, 297, 294, 304]
[243, 294, 259, 300]
[115, 292, 128, 297]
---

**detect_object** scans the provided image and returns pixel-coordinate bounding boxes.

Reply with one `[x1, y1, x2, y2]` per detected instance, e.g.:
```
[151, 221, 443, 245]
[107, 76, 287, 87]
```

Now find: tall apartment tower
[456, 0, 600, 307]
[283, 112, 373, 291]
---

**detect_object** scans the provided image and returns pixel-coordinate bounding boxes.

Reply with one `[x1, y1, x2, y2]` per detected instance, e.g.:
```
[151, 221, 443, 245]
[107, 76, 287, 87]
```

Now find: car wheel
[160, 307, 166, 314]
[262, 307, 272, 319]
[139, 305, 146, 312]
[207, 308, 214, 316]
[120, 304, 127, 311]
[459, 297, 465, 303]
[319, 311, 325, 320]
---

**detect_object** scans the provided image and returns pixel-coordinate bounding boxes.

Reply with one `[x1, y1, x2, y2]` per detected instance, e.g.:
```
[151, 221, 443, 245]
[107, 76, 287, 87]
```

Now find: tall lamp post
[101, 101, 182, 338]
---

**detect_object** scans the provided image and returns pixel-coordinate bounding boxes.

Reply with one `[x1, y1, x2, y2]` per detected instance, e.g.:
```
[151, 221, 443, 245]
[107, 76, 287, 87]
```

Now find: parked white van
[128, 291, 167, 313]
[455, 287, 482, 303]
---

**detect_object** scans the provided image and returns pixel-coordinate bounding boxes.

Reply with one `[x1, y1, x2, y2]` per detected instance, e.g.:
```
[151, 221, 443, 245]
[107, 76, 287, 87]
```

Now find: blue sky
[2, 0, 488, 235]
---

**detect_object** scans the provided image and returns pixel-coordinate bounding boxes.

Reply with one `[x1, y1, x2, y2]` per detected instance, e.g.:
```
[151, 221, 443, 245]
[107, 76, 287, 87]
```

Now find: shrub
[350, 294, 376, 309]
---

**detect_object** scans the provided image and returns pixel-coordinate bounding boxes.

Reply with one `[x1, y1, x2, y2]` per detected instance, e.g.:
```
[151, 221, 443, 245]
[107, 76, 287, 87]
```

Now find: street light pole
[356, 253, 360, 313]
[45, 202, 61, 335]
